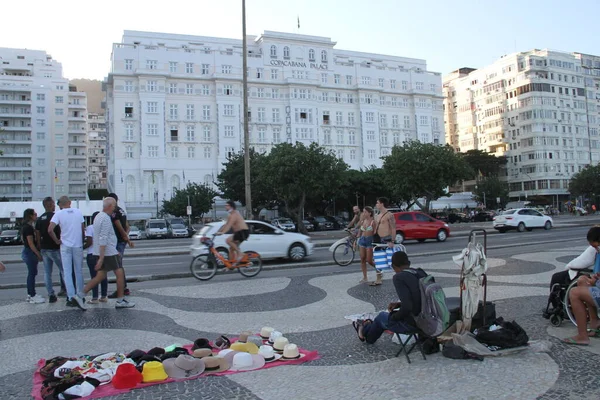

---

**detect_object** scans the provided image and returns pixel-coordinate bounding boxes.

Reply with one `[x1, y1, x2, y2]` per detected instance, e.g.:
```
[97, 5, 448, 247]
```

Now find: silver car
[170, 224, 189, 238]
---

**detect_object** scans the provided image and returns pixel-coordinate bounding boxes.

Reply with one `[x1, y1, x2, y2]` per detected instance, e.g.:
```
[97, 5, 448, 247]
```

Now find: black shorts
[101, 255, 120, 272]
[233, 229, 250, 243]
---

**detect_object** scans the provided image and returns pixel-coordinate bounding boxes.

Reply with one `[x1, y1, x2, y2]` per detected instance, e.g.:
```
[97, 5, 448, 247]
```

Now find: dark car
[309, 216, 334, 231]
[430, 212, 449, 223]
[0, 230, 21, 245]
[302, 219, 315, 231]
[324, 216, 344, 230]
[448, 212, 469, 224]
[472, 211, 495, 222]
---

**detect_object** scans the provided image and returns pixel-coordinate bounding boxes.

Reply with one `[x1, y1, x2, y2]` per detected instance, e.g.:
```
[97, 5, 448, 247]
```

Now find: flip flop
[562, 338, 589, 346]
[352, 321, 365, 342]
[368, 281, 382, 286]
[587, 328, 600, 338]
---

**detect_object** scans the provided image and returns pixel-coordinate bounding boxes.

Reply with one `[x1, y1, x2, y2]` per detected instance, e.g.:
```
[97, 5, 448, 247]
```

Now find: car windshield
[130, 227, 140, 232]
[172, 224, 186, 229]
[279, 218, 293, 224]
[314, 217, 326, 222]
[149, 222, 166, 229]
[502, 210, 516, 215]
[1, 230, 17, 236]
[303, 220, 311, 224]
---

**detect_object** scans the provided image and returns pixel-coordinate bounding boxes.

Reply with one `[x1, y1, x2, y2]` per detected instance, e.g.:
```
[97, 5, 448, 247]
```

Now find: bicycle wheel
[238, 251, 263, 277]
[333, 242, 355, 266]
[190, 255, 218, 281]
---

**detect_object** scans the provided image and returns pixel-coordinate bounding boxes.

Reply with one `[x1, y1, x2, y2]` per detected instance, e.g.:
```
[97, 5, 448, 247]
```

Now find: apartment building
[87, 113, 107, 189]
[105, 30, 444, 213]
[443, 49, 600, 204]
[0, 48, 88, 201]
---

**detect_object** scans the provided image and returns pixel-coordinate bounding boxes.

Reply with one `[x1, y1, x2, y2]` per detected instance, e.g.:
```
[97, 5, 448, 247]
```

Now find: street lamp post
[242, 0, 252, 219]
[154, 189, 159, 218]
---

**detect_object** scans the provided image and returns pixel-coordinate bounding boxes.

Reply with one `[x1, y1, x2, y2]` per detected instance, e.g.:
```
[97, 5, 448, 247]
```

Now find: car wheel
[544, 221, 552, 230]
[395, 231, 405, 244]
[288, 243, 306, 261]
[517, 222, 526, 233]
[436, 229, 448, 242]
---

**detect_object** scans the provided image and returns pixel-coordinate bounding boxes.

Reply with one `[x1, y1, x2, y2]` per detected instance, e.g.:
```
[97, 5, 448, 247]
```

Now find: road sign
[186, 206, 192, 216]
[10, 211, 16, 222]
[496, 197, 501, 204]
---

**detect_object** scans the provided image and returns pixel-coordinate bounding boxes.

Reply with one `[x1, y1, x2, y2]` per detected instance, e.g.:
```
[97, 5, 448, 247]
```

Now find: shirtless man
[347, 206, 362, 230]
[371, 197, 397, 286]
[216, 200, 250, 263]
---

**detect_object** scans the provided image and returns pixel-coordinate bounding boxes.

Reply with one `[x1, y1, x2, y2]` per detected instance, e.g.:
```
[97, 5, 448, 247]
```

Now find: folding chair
[394, 329, 427, 364]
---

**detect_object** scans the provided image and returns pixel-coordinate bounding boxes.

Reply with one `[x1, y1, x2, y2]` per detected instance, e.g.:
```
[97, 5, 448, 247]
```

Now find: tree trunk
[290, 193, 308, 235]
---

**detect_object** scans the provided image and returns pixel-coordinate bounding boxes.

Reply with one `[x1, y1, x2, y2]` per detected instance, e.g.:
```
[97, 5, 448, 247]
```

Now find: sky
[2, 0, 599, 80]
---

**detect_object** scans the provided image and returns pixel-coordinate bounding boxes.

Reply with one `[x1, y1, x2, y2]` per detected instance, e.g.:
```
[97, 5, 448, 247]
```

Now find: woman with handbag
[357, 207, 376, 284]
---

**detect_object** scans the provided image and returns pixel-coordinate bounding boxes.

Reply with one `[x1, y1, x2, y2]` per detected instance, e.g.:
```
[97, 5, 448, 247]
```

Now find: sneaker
[72, 295, 87, 311]
[88, 298, 99, 304]
[26, 295, 32, 303]
[99, 297, 108, 303]
[30, 294, 46, 304]
[66, 299, 76, 307]
[57, 290, 67, 297]
[115, 299, 135, 309]
[48, 295, 58, 304]
[108, 289, 130, 299]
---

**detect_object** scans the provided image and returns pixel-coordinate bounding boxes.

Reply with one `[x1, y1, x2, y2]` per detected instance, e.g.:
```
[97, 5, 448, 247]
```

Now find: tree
[382, 141, 472, 211]
[216, 149, 275, 215]
[473, 176, 509, 209]
[261, 142, 348, 234]
[461, 149, 507, 179]
[161, 182, 217, 222]
[569, 164, 600, 199]
[337, 167, 394, 210]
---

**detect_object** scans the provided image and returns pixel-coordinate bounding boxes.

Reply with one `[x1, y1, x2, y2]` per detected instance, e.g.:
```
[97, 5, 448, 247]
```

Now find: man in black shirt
[106, 193, 134, 298]
[35, 197, 69, 303]
[355, 251, 427, 343]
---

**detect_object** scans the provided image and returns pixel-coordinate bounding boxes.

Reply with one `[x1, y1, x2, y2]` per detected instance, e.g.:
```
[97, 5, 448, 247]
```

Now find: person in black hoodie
[354, 251, 426, 343]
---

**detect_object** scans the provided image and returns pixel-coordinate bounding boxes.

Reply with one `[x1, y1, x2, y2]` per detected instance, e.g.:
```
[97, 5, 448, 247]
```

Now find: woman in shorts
[357, 206, 375, 284]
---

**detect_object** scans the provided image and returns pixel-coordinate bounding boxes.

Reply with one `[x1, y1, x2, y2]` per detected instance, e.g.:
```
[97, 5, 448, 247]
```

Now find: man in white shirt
[48, 196, 86, 309]
[80, 197, 134, 309]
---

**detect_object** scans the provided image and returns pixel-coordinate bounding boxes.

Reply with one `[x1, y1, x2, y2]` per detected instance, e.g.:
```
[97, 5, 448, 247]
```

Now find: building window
[381, 132, 388, 145]
[169, 104, 178, 119]
[146, 60, 157, 70]
[186, 126, 195, 141]
[380, 114, 387, 127]
[202, 105, 211, 121]
[147, 80, 157, 92]
[323, 129, 331, 144]
[169, 62, 177, 73]
[148, 123, 158, 136]
[419, 116, 429, 125]
[345, 75, 353, 86]
[283, 46, 290, 60]
[272, 108, 280, 122]
[402, 80, 408, 90]
[337, 130, 344, 144]
[36, 106, 45, 114]
[348, 112, 355, 126]
[256, 68, 263, 79]
[257, 88, 265, 98]
[335, 93, 341, 103]
[169, 83, 177, 94]
[148, 146, 158, 158]
[273, 128, 281, 143]
[186, 63, 194, 73]
[404, 116, 411, 128]
[224, 84, 233, 95]
[188, 147, 195, 158]
[125, 81, 133, 92]
[37, 132, 45, 140]
[257, 107, 266, 122]
[37, 119, 45, 127]
[271, 69, 278, 80]
[321, 73, 328, 84]
[391, 79, 396, 89]
[270, 45, 277, 58]
[125, 124, 134, 140]
[223, 105, 234, 116]
[222, 65, 232, 74]
[379, 78, 385, 88]
[37, 158, 45, 166]
[203, 147, 211, 158]
[224, 125, 234, 137]
[416, 82, 424, 90]
[201, 64, 210, 75]
[258, 127, 266, 143]
[392, 115, 399, 128]
[36, 145, 45, 153]
[367, 131, 375, 141]
[203, 126, 211, 141]
[186, 104, 195, 120]
[308, 49, 315, 62]
[334, 74, 340, 84]
[348, 131, 356, 145]
[430, 83, 436, 92]
[321, 50, 327, 63]
[186, 84, 193, 94]
[171, 146, 179, 158]
[368, 149, 376, 159]
[55, 96, 63, 103]
[170, 126, 178, 141]
[147, 102, 157, 114]
[272, 88, 279, 99]
[125, 59, 133, 70]
[202, 85, 210, 96]
[366, 112, 375, 123]
[55, 108, 63, 116]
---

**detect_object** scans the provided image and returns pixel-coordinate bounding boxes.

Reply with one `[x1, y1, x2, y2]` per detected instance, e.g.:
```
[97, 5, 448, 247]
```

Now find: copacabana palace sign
[269, 59, 328, 70]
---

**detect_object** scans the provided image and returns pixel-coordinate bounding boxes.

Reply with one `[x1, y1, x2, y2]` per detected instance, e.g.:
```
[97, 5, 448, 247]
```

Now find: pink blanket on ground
[31, 344, 319, 400]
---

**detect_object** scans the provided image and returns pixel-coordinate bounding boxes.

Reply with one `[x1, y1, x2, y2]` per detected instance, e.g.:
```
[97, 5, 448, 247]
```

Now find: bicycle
[332, 229, 358, 266]
[190, 234, 263, 281]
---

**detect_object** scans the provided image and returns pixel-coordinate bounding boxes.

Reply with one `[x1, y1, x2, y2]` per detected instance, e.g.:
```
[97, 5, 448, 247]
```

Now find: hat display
[164, 344, 183, 353]
[202, 356, 230, 374]
[237, 331, 252, 343]
[267, 331, 283, 345]
[192, 349, 213, 359]
[191, 338, 212, 351]
[230, 341, 259, 354]
[163, 355, 205, 379]
[260, 327, 275, 340]
[273, 336, 289, 353]
[258, 345, 282, 363]
[126, 349, 146, 364]
[147, 347, 165, 357]
[246, 336, 264, 348]
[281, 344, 306, 360]
[141, 361, 168, 383]
[229, 352, 266, 371]
[161, 347, 189, 362]
[214, 335, 231, 350]
[112, 363, 143, 389]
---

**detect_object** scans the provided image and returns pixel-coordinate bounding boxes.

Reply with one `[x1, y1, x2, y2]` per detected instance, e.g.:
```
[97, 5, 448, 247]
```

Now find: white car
[128, 226, 142, 240]
[190, 220, 314, 261]
[493, 208, 553, 233]
[170, 224, 189, 238]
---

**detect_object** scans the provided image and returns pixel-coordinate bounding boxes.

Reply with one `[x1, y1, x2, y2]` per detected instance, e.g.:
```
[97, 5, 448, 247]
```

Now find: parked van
[145, 219, 170, 239]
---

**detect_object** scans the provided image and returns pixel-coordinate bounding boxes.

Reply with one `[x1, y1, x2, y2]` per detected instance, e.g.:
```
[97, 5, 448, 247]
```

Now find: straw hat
[281, 344, 306, 360]
[272, 336, 289, 353]
[258, 345, 282, 363]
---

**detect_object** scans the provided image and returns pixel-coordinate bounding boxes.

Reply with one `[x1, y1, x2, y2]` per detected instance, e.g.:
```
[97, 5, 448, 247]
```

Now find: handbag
[373, 248, 388, 271]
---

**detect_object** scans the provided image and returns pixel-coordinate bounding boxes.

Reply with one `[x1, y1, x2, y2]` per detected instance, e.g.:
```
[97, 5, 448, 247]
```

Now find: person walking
[106, 193, 133, 298]
[21, 208, 45, 304]
[35, 197, 68, 302]
[48, 196, 86, 310]
[84, 211, 108, 304]
[372, 197, 396, 286]
[357, 206, 375, 284]
[80, 197, 134, 309]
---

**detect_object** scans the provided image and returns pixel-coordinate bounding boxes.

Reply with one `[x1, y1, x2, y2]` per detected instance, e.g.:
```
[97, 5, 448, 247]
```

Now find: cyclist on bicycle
[215, 200, 249, 264]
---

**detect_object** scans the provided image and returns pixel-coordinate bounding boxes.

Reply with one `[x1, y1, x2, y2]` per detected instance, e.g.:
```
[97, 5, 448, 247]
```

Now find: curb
[0, 235, 583, 290]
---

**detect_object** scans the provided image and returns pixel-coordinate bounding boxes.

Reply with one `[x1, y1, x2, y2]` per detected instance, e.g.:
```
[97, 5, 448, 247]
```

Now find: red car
[392, 211, 450, 244]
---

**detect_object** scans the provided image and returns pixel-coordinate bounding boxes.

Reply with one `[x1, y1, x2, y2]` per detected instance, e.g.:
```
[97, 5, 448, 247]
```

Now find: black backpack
[475, 318, 529, 349]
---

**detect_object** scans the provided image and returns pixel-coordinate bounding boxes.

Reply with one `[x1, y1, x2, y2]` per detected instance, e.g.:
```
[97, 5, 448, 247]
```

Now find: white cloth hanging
[453, 241, 487, 331]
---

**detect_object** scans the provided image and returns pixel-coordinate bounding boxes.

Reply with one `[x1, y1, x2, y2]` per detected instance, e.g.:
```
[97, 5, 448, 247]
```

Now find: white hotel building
[105, 30, 444, 215]
[444, 49, 600, 204]
[0, 48, 88, 202]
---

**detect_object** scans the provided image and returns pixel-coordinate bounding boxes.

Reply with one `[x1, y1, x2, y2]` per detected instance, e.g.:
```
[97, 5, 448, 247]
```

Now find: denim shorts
[590, 281, 600, 308]
[358, 236, 373, 248]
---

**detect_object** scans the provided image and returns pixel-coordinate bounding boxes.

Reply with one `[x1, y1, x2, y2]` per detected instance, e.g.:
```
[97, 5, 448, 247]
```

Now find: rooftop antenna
[297, 15, 300, 33]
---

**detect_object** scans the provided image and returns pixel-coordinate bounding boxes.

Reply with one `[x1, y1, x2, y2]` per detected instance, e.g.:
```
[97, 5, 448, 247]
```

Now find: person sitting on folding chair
[354, 251, 427, 343]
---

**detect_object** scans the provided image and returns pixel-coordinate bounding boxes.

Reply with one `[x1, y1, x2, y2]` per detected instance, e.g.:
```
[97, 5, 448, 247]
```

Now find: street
[1, 222, 600, 399]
